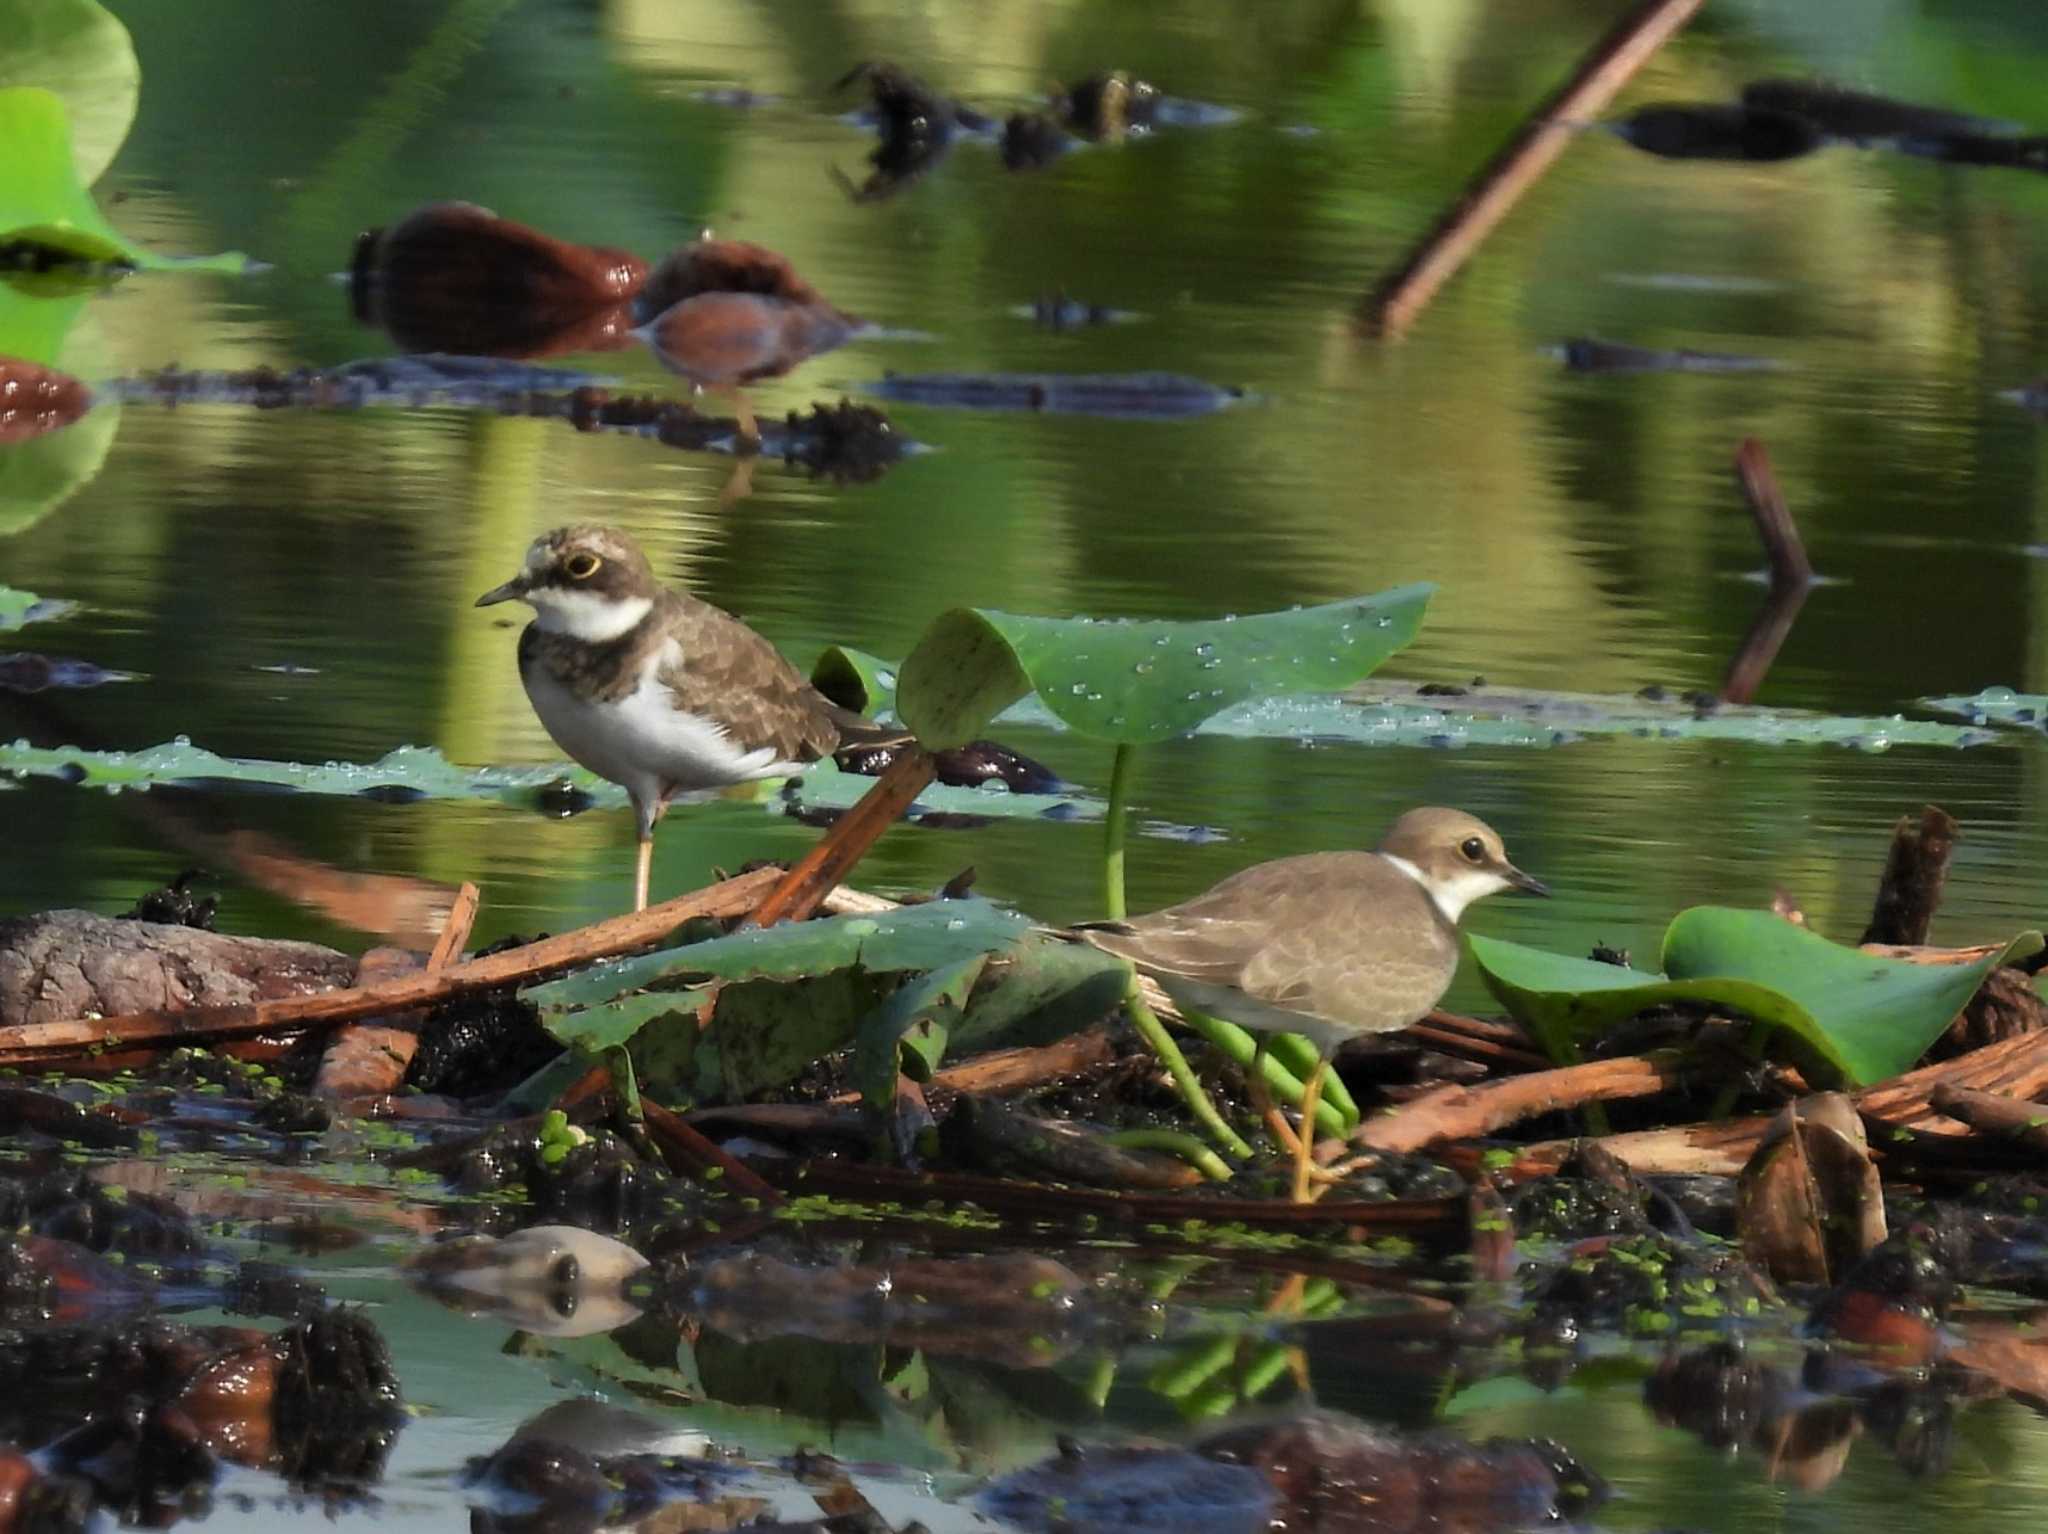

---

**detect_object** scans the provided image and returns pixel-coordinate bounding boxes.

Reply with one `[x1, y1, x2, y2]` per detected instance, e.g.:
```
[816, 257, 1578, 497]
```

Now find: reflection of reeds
[1721, 438, 1812, 706]
[1364, 0, 1706, 335]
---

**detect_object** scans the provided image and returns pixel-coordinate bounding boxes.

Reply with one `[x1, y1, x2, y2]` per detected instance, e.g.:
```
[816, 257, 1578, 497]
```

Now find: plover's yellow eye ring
[565, 552, 602, 580]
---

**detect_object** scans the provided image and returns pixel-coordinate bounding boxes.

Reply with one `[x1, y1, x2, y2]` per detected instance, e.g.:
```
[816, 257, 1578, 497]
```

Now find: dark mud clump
[831, 61, 990, 203]
[119, 869, 218, 930]
[408, 934, 560, 1098]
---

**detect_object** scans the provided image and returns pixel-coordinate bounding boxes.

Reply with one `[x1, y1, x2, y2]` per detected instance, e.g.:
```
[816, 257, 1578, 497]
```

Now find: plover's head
[1376, 807, 1548, 922]
[476, 525, 659, 642]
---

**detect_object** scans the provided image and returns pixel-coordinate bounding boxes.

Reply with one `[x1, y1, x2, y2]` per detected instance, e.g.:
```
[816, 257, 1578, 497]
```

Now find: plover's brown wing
[1082, 853, 1457, 1046]
[655, 592, 845, 762]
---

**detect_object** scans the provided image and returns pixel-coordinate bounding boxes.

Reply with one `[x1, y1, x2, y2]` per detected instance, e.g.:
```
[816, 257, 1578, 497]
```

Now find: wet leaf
[852, 955, 988, 1111]
[896, 588, 1433, 750]
[1737, 1095, 1885, 1286]
[523, 900, 1035, 1017]
[0, 736, 626, 807]
[1471, 910, 2043, 1086]
[809, 644, 898, 716]
[0, 586, 73, 630]
[863, 370, 1247, 419]
[0, 0, 137, 186]
[702, 971, 891, 1102]
[0, 88, 250, 271]
[949, 934, 1131, 1055]
[1921, 686, 2048, 733]
[782, 755, 1095, 824]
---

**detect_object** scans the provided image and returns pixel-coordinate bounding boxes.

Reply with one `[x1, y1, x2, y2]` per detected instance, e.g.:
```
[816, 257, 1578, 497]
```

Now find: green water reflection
[7, 0, 2048, 1527]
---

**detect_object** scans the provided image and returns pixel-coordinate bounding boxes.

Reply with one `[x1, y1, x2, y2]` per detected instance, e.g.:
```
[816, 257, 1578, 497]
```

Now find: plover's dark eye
[565, 552, 602, 580]
[1459, 837, 1485, 862]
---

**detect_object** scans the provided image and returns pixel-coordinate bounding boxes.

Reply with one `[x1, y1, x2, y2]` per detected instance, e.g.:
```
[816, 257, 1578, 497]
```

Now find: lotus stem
[1103, 741, 1136, 920]
[1268, 1030, 1361, 1128]
[1104, 1128, 1235, 1182]
[1147, 1333, 1237, 1399]
[1124, 979, 1252, 1159]
[1187, 1007, 1348, 1139]
[1238, 1340, 1295, 1401]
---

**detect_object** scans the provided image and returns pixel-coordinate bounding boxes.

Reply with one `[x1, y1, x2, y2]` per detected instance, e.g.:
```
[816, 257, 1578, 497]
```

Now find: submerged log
[0, 911, 355, 1030]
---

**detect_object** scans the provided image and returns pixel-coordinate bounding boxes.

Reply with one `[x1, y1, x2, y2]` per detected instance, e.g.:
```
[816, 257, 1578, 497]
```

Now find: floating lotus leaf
[0, 88, 250, 271]
[896, 588, 1433, 750]
[0, 586, 74, 629]
[524, 899, 1035, 1018]
[1920, 687, 2048, 734]
[808, 644, 897, 716]
[0, 0, 137, 185]
[1472, 908, 2043, 1087]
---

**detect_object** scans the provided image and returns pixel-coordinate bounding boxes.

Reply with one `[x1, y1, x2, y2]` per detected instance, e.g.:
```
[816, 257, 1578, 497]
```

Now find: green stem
[1237, 1340, 1295, 1401]
[1147, 1333, 1237, 1399]
[1126, 980, 1252, 1159]
[1189, 1009, 1347, 1138]
[1268, 1030, 1361, 1127]
[1103, 742, 1136, 920]
[1104, 1128, 1235, 1182]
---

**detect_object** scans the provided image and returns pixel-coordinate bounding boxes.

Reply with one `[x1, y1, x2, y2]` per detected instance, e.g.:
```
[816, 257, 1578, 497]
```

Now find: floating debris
[1604, 272, 1787, 293]
[0, 586, 76, 631]
[1001, 110, 1075, 171]
[1898, 132, 2048, 172]
[0, 357, 92, 443]
[350, 202, 645, 358]
[1057, 70, 1162, 141]
[96, 355, 615, 411]
[831, 60, 991, 203]
[1741, 79, 2017, 143]
[689, 86, 779, 110]
[0, 652, 134, 692]
[1011, 292, 1141, 330]
[863, 369, 1246, 419]
[1553, 337, 1783, 374]
[1608, 102, 1825, 161]
[554, 388, 915, 481]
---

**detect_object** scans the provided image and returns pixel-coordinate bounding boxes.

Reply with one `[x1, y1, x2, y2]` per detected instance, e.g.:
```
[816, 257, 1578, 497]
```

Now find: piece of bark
[1929, 1083, 2048, 1152]
[312, 882, 479, 1101]
[1336, 1052, 1685, 1158]
[1517, 1026, 2048, 1176]
[1737, 1095, 1885, 1286]
[311, 949, 425, 1101]
[0, 865, 783, 1066]
[1860, 807, 1957, 947]
[0, 910, 355, 1029]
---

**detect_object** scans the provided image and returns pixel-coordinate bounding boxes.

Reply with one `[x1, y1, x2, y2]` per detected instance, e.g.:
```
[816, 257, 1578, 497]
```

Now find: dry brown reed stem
[1364, 0, 1705, 335]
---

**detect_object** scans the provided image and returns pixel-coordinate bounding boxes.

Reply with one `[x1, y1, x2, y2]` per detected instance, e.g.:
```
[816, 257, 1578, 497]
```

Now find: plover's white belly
[523, 652, 802, 805]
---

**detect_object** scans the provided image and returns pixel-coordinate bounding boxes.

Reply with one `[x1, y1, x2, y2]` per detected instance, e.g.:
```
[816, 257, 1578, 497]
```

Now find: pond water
[7, 0, 2048, 1530]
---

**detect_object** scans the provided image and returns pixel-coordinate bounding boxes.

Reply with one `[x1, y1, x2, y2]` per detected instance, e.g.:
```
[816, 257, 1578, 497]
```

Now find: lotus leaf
[523, 900, 1035, 1017]
[1472, 907, 2043, 1086]
[0, 88, 249, 271]
[0, 0, 137, 185]
[896, 589, 1432, 750]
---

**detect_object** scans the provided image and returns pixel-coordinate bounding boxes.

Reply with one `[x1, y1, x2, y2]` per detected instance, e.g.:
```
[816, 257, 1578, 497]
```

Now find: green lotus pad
[895, 587, 1433, 750]
[1471, 907, 2042, 1087]
[0, 87, 251, 271]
